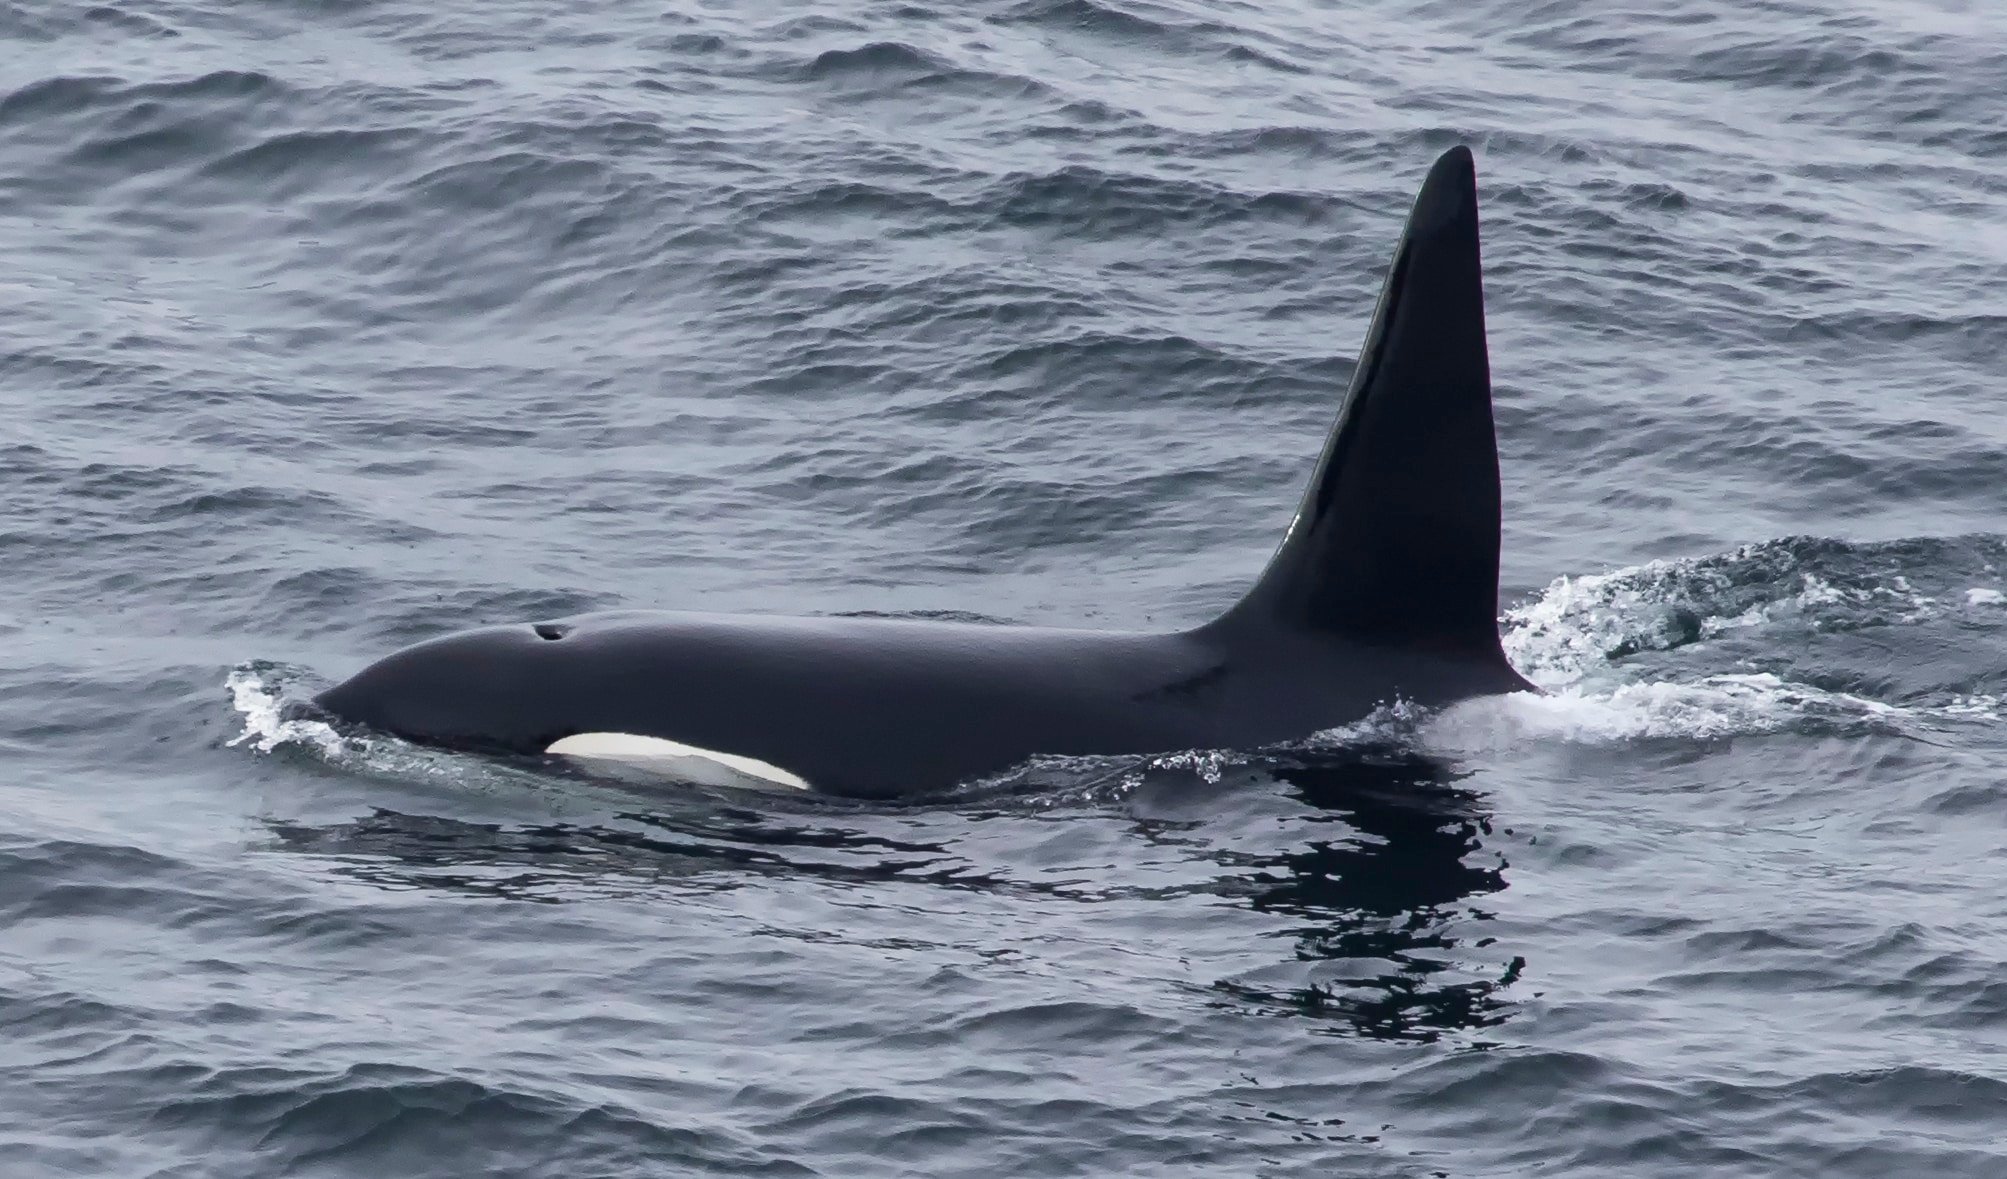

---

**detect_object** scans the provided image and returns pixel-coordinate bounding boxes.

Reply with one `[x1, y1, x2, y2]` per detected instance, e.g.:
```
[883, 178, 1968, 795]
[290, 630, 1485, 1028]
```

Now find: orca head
[314, 621, 588, 754]
[315, 617, 815, 790]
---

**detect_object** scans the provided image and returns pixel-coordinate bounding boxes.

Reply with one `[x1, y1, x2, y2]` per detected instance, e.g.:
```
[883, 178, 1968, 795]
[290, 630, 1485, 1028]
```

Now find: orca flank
[314, 147, 1534, 798]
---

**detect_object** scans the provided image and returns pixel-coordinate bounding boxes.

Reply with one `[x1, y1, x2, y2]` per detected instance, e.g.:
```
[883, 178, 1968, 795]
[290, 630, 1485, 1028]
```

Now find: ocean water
[4, 0, 2006, 1174]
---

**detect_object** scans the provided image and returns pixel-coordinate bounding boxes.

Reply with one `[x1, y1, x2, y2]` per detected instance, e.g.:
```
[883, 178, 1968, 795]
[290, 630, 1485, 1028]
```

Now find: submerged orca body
[316, 147, 1532, 798]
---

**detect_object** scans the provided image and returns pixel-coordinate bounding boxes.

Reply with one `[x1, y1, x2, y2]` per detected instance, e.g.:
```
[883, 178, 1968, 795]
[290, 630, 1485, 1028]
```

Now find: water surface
[3, 0, 2006, 1174]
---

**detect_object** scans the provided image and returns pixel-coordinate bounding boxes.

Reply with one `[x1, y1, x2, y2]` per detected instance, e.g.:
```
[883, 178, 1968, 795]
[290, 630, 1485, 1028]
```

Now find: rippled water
[4, 0, 2006, 1174]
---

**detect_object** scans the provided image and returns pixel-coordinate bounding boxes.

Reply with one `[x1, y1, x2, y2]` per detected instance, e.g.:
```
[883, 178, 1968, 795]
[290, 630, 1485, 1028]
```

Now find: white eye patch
[545, 732, 810, 791]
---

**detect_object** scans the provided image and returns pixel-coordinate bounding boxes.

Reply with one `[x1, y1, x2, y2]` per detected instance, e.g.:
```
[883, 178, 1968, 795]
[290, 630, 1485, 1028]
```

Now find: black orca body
[316, 147, 1534, 799]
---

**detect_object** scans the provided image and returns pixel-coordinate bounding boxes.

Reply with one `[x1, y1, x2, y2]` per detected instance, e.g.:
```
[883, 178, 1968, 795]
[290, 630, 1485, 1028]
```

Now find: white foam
[545, 732, 811, 791]
[1502, 547, 1943, 693]
[1501, 564, 1668, 686]
[1455, 543, 1999, 753]
[1418, 675, 1907, 755]
[1147, 749, 1239, 784]
[1937, 694, 2007, 719]
[225, 665, 345, 756]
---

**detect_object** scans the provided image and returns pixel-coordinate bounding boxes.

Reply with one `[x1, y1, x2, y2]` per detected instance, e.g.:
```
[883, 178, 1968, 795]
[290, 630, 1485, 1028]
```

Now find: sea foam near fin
[1418, 537, 2007, 756]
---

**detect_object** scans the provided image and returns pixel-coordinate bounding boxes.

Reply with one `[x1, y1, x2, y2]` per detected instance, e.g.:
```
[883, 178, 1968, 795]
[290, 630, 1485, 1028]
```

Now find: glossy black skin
[315, 146, 1536, 798]
[314, 610, 1530, 798]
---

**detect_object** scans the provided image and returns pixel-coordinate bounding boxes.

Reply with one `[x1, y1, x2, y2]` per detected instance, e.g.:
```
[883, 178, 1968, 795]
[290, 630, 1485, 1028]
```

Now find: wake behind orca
[315, 146, 1535, 798]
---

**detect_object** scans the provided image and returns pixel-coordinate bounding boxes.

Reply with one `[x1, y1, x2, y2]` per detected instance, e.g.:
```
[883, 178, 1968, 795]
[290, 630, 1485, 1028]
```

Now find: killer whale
[314, 146, 1533, 798]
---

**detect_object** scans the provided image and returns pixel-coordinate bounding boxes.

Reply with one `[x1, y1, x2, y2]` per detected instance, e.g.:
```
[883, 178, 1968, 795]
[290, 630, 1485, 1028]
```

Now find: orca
[314, 146, 1534, 798]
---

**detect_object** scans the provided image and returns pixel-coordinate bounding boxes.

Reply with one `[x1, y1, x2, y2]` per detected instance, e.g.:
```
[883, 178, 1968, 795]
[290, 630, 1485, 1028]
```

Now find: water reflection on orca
[264, 798, 987, 903]
[1209, 749, 1520, 1042]
[265, 747, 1520, 1041]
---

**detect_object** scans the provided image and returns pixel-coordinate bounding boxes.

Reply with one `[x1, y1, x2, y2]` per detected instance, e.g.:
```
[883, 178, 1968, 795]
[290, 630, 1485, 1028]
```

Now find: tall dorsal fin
[1216, 146, 1508, 661]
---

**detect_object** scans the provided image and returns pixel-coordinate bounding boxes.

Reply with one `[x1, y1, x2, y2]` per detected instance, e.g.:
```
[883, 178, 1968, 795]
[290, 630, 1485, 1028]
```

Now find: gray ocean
[5, 0, 2006, 1174]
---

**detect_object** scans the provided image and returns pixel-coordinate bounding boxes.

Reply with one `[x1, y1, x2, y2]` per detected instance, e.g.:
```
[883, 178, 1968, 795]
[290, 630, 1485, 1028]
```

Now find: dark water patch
[7, 73, 285, 199]
[982, 165, 1332, 237]
[1209, 756, 1518, 1042]
[253, 568, 403, 636]
[0, 349, 171, 391]
[992, 0, 1231, 54]
[738, 176, 964, 236]
[82, 5, 180, 38]
[0, 838, 190, 904]
[895, 474, 1174, 557]
[142, 483, 348, 527]
[192, 126, 425, 200]
[738, 357, 915, 402]
[149, 1063, 787, 1178]
[403, 151, 614, 218]
[1786, 310, 2007, 368]
[764, 13, 874, 42]
[323, 413, 542, 448]
[957, 329, 1257, 404]
[1683, 33, 1910, 92]
[1174, 123, 1356, 163]
[1507, 393, 2007, 520]
[651, 30, 736, 58]
[0, 988, 146, 1038]
[267, 806, 1017, 904]
[1581, 177, 1691, 213]
[0, 70, 284, 131]
[813, 277, 1107, 350]
[793, 40, 1058, 104]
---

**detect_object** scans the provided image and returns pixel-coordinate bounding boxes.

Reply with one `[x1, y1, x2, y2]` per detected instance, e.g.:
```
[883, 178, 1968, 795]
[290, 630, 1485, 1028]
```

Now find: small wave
[1502, 536, 1987, 687]
[0, 70, 282, 131]
[1472, 536, 2007, 751]
[982, 164, 1329, 237]
[992, 0, 1228, 51]
[100, 4, 177, 30]
[193, 126, 421, 198]
[797, 40, 942, 83]
[786, 39, 1063, 106]
[147, 1061, 722, 1174]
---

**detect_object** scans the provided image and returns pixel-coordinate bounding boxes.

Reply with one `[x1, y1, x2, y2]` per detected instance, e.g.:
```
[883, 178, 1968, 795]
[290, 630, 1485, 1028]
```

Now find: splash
[1148, 748, 1234, 784]
[1438, 537, 2007, 753]
[225, 661, 566, 799]
[225, 662, 349, 756]
[1423, 675, 1910, 754]
[1501, 537, 1949, 688]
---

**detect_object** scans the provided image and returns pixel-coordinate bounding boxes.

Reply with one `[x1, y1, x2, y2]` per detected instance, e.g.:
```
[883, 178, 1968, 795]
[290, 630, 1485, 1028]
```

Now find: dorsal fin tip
[1213, 145, 1511, 666]
[1411, 145, 1476, 230]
